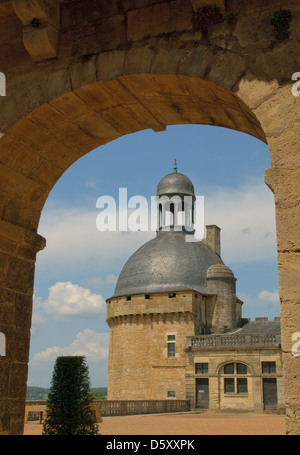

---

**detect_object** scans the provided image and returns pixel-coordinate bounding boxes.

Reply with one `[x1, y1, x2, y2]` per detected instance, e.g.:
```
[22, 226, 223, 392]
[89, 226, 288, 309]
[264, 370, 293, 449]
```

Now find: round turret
[207, 263, 235, 279]
[206, 263, 237, 333]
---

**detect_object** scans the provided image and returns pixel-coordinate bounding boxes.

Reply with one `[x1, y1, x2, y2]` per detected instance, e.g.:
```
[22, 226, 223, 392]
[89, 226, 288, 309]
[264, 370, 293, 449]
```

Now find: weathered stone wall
[0, 0, 299, 434]
[107, 292, 195, 400]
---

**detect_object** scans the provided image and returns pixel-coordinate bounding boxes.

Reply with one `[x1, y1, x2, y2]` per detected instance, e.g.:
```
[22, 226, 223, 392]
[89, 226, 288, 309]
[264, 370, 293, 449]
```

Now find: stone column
[265, 166, 300, 435]
[252, 82, 300, 434]
[0, 220, 45, 435]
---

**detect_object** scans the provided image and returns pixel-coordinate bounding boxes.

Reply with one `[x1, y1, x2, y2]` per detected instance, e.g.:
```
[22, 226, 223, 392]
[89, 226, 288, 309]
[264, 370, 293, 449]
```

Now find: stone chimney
[206, 225, 221, 257]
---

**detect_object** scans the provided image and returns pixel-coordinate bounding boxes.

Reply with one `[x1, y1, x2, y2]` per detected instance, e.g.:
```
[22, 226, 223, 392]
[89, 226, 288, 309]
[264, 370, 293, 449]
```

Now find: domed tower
[156, 159, 195, 233]
[106, 163, 239, 401]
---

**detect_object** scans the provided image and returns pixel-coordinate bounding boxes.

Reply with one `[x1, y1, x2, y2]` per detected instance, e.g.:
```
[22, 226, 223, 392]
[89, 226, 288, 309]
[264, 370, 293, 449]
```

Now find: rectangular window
[145, 294, 150, 299]
[126, 296, 131, 301]
[169, 293, 176, 298]
[168, 342, 175, 357]
[195, 363, 208, 374]
[168, 391, 176, 398]
[237, 378, 248, 394]
[262, 361, 276, 374]
[224, 378, 235, 394]
[224, 363, 234, 375]
[168, 335, 175, 341]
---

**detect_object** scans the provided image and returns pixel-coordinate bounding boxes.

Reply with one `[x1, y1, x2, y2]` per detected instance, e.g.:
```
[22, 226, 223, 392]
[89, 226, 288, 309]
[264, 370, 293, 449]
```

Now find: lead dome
[113, 231, 222, 297]
[156, 172, 195, 197]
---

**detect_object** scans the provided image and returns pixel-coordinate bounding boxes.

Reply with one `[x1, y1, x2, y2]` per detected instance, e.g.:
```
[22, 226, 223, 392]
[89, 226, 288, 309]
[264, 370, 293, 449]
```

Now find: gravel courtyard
[24, 412, 286, 436]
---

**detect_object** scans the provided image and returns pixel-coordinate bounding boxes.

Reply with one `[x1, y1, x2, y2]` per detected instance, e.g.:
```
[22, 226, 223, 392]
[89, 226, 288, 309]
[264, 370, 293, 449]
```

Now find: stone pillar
[251, 81, 300, 433]
[0, 220, 45, 435]
[265, 166, 300, 435]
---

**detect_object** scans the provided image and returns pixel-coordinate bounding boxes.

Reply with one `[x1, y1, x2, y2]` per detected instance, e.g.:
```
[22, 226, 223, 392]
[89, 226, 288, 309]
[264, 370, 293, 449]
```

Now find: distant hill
[90, 387, 108, 400]
[26, 386, 107, 400]
[26, 387, 50, 400]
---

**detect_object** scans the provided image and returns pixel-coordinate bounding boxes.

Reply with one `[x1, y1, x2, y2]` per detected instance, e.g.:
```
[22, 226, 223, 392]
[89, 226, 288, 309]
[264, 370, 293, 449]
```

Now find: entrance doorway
[263, 378, 278, 410]
[196, 378, 209, 409]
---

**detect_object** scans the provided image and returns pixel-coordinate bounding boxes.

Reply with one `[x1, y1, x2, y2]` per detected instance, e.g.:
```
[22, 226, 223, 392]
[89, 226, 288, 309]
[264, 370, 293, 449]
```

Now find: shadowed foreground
[24, 412, 286, 436]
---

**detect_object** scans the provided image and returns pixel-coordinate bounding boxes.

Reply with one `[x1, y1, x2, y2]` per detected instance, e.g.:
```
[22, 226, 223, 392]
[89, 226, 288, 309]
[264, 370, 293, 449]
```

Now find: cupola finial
[173, 159, 177, 173]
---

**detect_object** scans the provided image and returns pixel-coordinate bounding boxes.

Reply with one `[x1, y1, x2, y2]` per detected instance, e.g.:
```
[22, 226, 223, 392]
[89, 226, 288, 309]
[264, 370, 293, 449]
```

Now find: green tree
[42, 356, 99, 435]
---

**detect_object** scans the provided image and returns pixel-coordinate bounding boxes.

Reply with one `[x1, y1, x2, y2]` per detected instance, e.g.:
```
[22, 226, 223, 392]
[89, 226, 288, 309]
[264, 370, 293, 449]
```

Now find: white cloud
[36, 207, 154, 279]
[86, 180, 99, 190]
[41, 281, 106, 318]
[200, 178, 277, 264]
[31, 329, 109, 364]
[235, 289, 280, 320]
[81, 274, 118, 287]
[32, 312, 47, 326]
[258, 289, 280, 303]
[31, 292, 47, 335]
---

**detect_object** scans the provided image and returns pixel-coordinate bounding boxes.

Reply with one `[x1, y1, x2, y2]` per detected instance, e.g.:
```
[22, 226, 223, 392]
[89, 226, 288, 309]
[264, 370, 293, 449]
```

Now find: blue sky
[28, 124, 280, 388]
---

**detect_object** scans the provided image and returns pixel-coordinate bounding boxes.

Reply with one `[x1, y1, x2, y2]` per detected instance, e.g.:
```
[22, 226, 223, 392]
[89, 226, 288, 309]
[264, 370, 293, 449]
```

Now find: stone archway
[0, 0, 299, 435]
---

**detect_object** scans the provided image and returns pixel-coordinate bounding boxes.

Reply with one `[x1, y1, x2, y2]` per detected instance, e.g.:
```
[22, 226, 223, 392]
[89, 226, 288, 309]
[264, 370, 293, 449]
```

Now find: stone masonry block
[280, 300, 300, 353]
[127, 1, 193, 42]
[278, 252, 300, 302]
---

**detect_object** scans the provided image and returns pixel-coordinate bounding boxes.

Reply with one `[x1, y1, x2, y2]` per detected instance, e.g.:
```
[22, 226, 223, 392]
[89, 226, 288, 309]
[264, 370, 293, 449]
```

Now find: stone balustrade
[25, 400, 190, 418]
[186, 333, 281, 350]
[97, 400, 190, 416]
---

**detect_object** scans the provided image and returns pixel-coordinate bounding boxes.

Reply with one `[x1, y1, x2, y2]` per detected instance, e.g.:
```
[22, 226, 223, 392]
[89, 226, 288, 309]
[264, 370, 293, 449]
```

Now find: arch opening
[0, 73, 291, 435]
[28, 122, 279, 408]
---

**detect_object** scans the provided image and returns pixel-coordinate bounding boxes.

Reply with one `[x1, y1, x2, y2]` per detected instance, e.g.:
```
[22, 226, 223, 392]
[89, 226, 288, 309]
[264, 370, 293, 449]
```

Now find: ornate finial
[173, 159, 177, 173]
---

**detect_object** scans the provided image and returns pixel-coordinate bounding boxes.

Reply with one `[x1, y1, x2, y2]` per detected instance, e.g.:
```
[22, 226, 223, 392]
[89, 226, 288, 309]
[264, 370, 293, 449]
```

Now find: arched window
[170, 203, 174, 226]
[222, 362, 248, 394]
[159, 203, 162, 228]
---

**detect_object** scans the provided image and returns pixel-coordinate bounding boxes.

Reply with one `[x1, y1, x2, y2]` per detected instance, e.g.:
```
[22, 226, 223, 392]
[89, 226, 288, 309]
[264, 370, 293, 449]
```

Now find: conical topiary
[42, 356, 99, 435]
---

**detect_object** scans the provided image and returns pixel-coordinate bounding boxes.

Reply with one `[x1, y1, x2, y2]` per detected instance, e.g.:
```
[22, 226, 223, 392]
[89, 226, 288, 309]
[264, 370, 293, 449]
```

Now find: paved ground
[23, 412, 286, 435]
